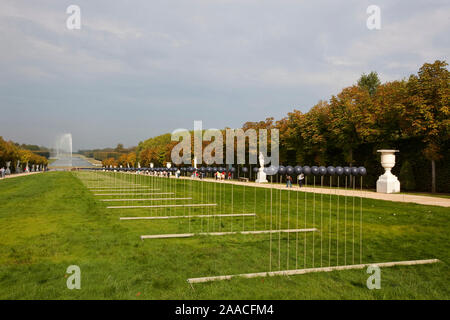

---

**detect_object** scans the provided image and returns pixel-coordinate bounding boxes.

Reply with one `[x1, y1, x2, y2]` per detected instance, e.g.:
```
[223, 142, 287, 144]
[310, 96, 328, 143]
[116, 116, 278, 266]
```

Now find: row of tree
[95, 60, 449, 192]
[273, 60, 449, 192]
[101, 152, 137, 168]
[79, 143, 136, 162]
[0, 137, 49, 171]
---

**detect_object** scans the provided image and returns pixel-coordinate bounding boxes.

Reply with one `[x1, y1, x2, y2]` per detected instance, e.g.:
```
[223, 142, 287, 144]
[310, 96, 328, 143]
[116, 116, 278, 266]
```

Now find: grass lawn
[0, 171, 449, 299]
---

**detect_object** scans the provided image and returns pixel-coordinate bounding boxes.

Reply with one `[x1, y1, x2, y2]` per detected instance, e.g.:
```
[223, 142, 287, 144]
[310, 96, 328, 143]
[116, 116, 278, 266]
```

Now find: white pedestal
[255, 168, 268, 183]
[376, 173, 400, 193]
[376, 149, 400, 194]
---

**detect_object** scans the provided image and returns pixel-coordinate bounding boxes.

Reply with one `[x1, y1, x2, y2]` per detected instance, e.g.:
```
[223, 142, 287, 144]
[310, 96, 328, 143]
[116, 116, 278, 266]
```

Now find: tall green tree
[358, 72, 381, 96]
[405, 60, 450, 192]
[328, 87, 369, 165]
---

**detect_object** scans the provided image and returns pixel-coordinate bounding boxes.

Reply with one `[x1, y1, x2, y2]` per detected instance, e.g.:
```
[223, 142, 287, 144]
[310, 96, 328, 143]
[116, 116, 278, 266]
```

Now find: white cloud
[335, 5, 450, 75]
[0, 0, 448, 149]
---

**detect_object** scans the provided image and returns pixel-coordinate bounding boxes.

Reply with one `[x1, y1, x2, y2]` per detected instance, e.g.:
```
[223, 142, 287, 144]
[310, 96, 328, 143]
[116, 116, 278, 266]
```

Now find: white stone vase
[376, 149, 400, 193]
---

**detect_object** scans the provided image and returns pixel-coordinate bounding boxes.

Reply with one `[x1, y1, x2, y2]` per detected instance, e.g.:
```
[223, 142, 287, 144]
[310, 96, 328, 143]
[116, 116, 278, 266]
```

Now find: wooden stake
[107, 203, 217, 209]
[94, 192, 174, 196]
[90, 188, 158, 191]
[141, 228, 317, 239]
[120, 213, 256, 220]
[187, 259, 440, 283]
[88, 186, 153, 189]
[101, 197, 192, 202]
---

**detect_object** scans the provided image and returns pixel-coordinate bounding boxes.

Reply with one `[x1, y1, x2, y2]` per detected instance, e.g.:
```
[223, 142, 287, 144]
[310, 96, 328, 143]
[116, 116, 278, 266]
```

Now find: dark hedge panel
[290, 139, 449, 193]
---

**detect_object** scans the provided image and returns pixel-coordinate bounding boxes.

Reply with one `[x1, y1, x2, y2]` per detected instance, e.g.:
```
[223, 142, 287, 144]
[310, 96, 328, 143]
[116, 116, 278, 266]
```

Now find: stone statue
[259, 152, 265, 167]
[16, 160, 22, 173]
[5, 161, 11, 175]
[255, 152, 268, 183]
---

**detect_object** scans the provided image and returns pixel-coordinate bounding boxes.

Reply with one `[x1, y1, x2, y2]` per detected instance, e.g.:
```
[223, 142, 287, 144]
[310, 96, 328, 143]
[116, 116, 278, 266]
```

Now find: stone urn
[376, 150, 400, 193]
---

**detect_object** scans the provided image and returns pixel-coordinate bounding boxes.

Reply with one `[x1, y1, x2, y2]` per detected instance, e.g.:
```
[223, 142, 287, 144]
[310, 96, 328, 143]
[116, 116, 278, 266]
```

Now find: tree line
[93, 60, 449, 193]
[274, 60, 449, 193]
[0, 137, 49, 171]
[78, 143, 137, 168]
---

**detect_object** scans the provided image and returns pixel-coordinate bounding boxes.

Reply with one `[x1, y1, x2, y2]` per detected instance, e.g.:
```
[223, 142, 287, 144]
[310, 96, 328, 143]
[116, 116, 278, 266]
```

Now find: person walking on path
[286, 174, 293, 188]
[297, 173, 304, 188]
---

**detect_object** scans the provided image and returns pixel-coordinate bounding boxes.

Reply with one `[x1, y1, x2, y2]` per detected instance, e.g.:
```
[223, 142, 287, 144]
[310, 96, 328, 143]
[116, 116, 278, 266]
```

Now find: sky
[0, 0, 448, 151]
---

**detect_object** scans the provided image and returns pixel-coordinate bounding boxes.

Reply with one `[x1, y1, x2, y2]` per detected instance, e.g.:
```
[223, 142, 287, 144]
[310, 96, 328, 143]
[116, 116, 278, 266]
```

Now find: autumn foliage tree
[0, 137, 48, 171]
[131, 60, 448, 192]
[101, 157, 117, 167]
[404, 60, 450, 192]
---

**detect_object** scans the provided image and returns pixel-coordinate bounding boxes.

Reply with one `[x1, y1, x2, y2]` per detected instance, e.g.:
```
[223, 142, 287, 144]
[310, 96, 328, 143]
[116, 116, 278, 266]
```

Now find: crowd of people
[127, 167, 235, 181]
[107, 167, 307, 189]
[214, 171, 232, 180]
[0, 165, 46, 179]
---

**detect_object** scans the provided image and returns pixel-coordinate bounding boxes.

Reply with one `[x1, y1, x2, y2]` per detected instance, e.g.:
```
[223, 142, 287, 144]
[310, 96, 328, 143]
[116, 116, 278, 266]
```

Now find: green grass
[0, 171, 448, 299]
[239, 176, 450, 199]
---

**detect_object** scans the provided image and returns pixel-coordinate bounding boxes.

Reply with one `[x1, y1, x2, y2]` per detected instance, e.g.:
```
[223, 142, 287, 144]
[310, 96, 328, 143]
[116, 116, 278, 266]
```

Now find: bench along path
[177, 177, 450, 208]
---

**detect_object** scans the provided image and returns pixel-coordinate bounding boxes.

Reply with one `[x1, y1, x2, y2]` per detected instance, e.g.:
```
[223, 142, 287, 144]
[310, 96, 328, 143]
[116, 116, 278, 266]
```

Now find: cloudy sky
[0, 0, 448, 150]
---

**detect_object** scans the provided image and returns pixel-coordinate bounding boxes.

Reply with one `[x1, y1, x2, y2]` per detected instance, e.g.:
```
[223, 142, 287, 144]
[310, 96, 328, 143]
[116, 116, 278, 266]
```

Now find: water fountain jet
[54, 133, 73, 167]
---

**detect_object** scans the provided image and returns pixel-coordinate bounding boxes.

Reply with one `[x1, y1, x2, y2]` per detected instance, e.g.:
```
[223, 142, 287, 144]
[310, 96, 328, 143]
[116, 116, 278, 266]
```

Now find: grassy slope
[0, 172, 448, 299]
